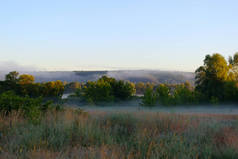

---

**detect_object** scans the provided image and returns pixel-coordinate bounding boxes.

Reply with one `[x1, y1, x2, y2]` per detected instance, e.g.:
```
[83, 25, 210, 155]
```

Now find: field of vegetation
[0, 108, 238, 159]
[1, 53, 238, 158]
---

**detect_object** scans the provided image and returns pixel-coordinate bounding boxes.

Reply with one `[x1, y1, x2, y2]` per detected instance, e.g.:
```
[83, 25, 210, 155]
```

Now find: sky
[0, 0, 238, 72]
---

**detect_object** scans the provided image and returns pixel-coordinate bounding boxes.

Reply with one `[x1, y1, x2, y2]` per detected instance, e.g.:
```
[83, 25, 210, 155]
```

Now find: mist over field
[74, 105, 238, 115]
[1, 0, 238, 158]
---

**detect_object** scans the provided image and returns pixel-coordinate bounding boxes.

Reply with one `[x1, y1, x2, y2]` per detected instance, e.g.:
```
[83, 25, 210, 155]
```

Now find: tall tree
[195, 53, 230, 101]
[5, 71, 19, 82]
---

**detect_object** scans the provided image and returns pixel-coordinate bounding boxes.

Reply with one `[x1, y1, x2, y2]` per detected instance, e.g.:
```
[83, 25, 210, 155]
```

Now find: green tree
[223, 81, 238, 102]
[97, 76, 135, 101]
[173, 83, 196, 105]
[1, 71, 21, 94]
[156, 84, 171, 105]
[112, 80, 136, 100]
[75, 76, 136, 104]
[82, 80, 114, 104]
[195, 53, 231, 101]
[141, 87, 157, 106]
[5, 71, 19, 82]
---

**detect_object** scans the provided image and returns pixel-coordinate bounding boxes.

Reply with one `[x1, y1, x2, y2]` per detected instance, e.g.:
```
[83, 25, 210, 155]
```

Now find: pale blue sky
[0, 0, 238, 72]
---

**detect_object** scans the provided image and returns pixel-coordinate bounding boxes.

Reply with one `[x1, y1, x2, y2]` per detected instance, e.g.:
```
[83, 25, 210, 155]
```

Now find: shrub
[0, 91, 52, 121]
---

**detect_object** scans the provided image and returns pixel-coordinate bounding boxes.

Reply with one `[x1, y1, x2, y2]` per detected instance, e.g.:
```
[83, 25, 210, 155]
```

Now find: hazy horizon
[1, 0, 238, 72]
[0, 60, 197, 72]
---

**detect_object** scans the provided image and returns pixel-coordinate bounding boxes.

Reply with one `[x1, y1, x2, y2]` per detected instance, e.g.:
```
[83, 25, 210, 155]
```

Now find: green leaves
[141, 87, 157, 106]
[0, 91, 52, 122]
[195, 53, 238, 103]
[141, 83, 198, 106]
[77, 76, 136, 105]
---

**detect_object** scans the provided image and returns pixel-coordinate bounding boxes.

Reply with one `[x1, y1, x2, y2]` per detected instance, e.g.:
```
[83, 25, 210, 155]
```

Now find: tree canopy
[5, 71, 19, 82]
[195, 53, 238, 102]
[18, 74, 35, 84]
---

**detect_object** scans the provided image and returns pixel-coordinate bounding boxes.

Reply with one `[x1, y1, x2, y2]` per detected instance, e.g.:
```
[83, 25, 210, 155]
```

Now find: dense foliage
[1, 52, 238, 107]
[0, 71, 64, 98]
[141, 82, 197, 106]
[0, 91, 55, 122]
[195, 53, 238, 103]
[74, 76, 136, 104]
[141, 53, 238, 106]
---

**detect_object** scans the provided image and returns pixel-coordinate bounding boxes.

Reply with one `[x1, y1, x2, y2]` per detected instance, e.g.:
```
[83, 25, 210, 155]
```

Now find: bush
[0, 91, 52, 121]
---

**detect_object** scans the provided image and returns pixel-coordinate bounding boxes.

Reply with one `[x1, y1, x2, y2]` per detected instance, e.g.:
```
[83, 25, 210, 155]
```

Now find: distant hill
[107, 70, 194, 84]
[0, 70, 195, 84]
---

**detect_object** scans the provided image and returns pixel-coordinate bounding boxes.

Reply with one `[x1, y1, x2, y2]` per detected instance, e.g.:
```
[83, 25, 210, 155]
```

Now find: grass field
[0, 108, 238, 159]
[76, 105, 238, 114]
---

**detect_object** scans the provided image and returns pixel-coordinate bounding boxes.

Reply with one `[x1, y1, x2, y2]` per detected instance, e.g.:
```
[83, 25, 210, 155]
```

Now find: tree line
[0, 72, 63, 121]
[71, 76, 136, 105]
[0, 71, 64, 98]
[1, 52, 238, 106]
[141, 53, 238, 106]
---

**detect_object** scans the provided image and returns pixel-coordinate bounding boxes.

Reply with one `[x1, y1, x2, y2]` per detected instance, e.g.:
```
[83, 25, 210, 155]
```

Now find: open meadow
[1, 108, 238, 159]
[76, 105, 238, 114]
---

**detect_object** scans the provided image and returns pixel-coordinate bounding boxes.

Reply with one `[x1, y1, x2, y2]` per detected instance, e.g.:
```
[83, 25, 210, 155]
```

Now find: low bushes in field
[0, 91, 61, 122]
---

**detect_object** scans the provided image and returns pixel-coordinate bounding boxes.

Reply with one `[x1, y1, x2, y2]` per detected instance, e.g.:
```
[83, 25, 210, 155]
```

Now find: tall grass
[0, 108, 238, 159]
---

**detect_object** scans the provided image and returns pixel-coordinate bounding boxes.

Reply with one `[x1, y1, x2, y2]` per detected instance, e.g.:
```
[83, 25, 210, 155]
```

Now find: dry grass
[0, 108, 238, 159]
